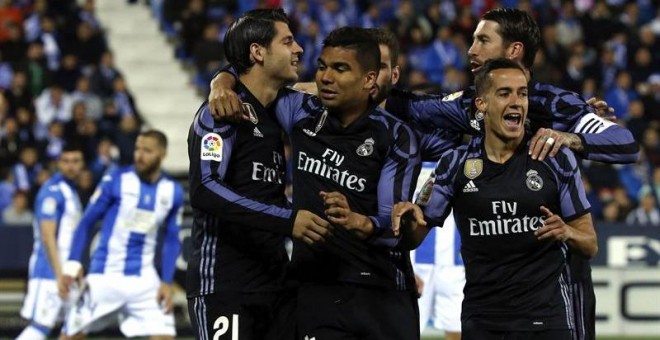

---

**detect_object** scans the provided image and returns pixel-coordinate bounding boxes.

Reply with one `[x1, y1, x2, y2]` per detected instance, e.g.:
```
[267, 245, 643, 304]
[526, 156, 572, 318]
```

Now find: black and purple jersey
[273, 88, 421, 291]
[186, 82, 293, 298]
[419, 135, 591, 331]
[390, 80, 639, 164]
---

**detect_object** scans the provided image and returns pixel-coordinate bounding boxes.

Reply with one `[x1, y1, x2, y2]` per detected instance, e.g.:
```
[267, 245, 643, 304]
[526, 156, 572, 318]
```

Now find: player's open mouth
[470, 61, 481, 72]
[503, 113, 522, 128]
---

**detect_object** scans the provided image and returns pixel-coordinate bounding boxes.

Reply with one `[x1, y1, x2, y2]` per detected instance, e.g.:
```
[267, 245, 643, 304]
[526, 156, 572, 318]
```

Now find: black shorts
[462, 328, 573, 340]
[572, 277, 596, 340]
[297, 283, 419, 340]
[188, 290, 296, 340]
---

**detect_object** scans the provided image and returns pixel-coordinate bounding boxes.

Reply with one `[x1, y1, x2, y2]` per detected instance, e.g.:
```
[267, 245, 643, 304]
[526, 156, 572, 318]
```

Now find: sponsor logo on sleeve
[201, 133, 223, 162]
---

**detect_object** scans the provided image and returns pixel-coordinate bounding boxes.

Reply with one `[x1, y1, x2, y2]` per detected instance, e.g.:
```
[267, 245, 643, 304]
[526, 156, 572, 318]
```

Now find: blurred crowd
[155, 0, 659, 226]
[1, 0, 658, 227]
[0, 0, 143, 226]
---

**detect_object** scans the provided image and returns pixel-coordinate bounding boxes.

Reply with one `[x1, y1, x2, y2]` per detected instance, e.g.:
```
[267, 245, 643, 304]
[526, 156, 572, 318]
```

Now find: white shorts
[64, 270, 176, 337]
[416, 264, 465, 333]
[20, 278, 64, 328]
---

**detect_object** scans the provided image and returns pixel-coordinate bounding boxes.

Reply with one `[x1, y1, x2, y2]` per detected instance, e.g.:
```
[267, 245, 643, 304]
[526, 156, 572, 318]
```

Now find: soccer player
[393, 58, 598, 340]
[273, 26, 420, 340]
[210, 26, 421, 338]
[16, 144, 85, 340]
[61, 129, 183, 340]
[186, 8, 325, 340]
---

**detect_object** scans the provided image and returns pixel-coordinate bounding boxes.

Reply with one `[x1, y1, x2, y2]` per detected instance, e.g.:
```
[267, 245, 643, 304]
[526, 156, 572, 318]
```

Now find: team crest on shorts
[464, 159, 483, 179]
[525, 170, 543, 191]
[356, 138, 375, 156]
[201, 132, 223, 162]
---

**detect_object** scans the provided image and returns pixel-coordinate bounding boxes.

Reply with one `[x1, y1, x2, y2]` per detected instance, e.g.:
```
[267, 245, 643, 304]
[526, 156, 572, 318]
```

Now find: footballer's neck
[240, 71, 283, 108]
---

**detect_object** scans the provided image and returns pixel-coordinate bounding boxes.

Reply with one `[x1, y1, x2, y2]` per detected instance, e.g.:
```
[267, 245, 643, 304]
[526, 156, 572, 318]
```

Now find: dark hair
[481, 8, 540, 69]
[366, 28, 399, 67]
[224, 8, 290, 74]
[322, 27, 380, 74]
[140, 129, 168, 149]
[61, 143, 84, 155]
[474, 58, 526, 96]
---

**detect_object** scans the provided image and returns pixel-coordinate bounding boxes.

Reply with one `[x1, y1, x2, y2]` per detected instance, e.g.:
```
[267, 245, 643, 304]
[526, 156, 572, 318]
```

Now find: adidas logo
[463, 180, 478, 193]
[253, 127, 263, 138]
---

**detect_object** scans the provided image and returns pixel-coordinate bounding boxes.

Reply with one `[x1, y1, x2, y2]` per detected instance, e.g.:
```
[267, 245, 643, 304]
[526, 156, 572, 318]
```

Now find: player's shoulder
[278, 87, 323, 109]
[37, 176, 64, 198]
[371, 106, 417, 139]
[438, 144, 470, 172]
[531, 81, 588, 105]
[541, 146, 580, 176]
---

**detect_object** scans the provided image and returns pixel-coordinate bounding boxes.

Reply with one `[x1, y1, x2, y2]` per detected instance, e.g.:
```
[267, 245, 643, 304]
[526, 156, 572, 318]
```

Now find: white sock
[16, 324, 49, 340]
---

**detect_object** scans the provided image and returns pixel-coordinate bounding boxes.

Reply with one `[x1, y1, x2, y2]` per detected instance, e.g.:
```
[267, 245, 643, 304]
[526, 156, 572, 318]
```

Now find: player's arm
[189, 106, 294, 235]
[390, 88, 473, 133]
[535, 148, 598, 257]
[536, 207, 597, 258]
[63, 172, 116, 278]
[292, 82, 318, 95]
[392, 201, 430, 250]
[528, 87, 639, 163]
[208, 66, 246, 122]
[400, 148, 462, 249]
[36, 190, 68, 297]
[157, 185, 184, 313]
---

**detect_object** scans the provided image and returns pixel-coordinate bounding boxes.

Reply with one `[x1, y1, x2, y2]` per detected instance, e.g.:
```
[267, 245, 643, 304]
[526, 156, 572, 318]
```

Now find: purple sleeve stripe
[202, 179, 291, 219]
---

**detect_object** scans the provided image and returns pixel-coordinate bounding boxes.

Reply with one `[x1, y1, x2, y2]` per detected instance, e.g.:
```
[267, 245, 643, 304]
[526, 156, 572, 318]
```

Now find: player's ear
[475, 96, 487, 113]
[249, 43, 265, 64]
[507, 42, 524, 62]
[391, 65, 401, 86]
[364, 70, 377, 90]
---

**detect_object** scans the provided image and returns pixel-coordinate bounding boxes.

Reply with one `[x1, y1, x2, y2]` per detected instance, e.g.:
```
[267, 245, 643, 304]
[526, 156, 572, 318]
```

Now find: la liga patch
[201, 132, 223, 162]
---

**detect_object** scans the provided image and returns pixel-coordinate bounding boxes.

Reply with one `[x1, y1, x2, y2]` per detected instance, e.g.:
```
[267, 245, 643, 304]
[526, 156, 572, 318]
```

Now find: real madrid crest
[525, 170, 543, 191]
[464, 159, 483, 179]
[242, 103, 259, 125]
[356, 138, 375, 157]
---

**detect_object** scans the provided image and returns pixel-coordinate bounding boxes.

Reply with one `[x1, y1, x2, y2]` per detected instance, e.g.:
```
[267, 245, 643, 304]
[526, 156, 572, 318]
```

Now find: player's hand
[414, 274, 424, 298]
[57, 275, 70, 299]
[529, 128, 569, 161]
[586, 97, 615, 121]
[157, 283, 173, 314]
[292, 210, 332, 245]
[535, 206, 572, 243]
[208, 73, 247, 122]
[392, 202, 426, 237]
[321, 191, 373, 239]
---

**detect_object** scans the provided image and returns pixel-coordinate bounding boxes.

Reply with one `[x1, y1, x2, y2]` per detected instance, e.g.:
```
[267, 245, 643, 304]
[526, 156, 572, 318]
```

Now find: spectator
[556, 1, 584, 49]
[12, 146, 42, 193]
[0, 166, 14, 213]
[0, 117, 24, 165]
[1, 191, 33, 226]
[4, 71, 32, 112]
[35, 83, 74, 126]
[192, 23, 224, 95]
[88, 137, 118, 184]
[626, 187, 660, 226]
[111, 76, 138, 119]
[64, 21, 106, 67]
[63, 101, 97, 159]
[70, 75, 103, 121]
[179, 0, 206, 60]
[604, 70, 639, 120]
[89, 50, 121, 97]
[38, 16, 61, 71]
[54, 54, 82, 92]
[0, 50, 14, 90]
[20, 41, 51, 96]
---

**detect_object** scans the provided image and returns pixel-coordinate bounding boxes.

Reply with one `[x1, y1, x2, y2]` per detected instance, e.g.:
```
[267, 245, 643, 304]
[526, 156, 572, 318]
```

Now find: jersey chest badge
[464, 159, 483, 179]
[526, 170, 543, 191]
[242, 103, 258, 125]
[356, 138, 375, 157]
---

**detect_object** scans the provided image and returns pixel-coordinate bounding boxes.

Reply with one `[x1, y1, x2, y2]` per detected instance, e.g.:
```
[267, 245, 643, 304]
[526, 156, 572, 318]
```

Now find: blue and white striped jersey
[68, 166, 183, 283]
[30, 173, 82, 279]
